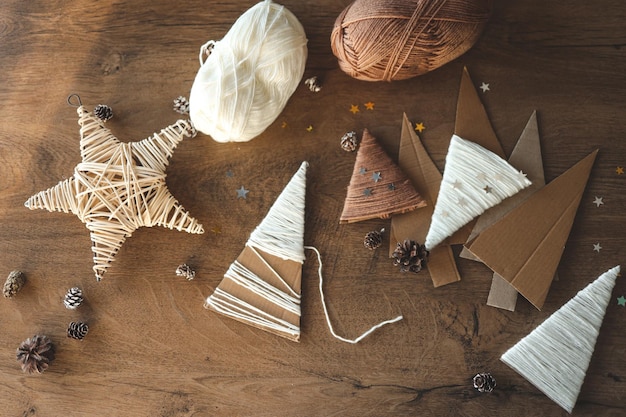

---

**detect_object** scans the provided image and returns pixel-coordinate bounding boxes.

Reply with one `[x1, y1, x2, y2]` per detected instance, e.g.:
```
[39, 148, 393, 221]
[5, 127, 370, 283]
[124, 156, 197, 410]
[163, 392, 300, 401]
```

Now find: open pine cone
[16, 335, 55, 374]
[392, 239, 429, 273]
[473, 372, 496, 393]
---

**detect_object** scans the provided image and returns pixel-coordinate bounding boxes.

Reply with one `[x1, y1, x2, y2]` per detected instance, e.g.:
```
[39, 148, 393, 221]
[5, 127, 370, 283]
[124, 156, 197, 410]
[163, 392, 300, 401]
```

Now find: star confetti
[236, 186, 249, 199]
[593, 243, 602, 253]
[226, 170, 234, 178]
[593, 196, 604, 207]
[414, 122, 425, 133]
[359, 167, 367, 175]
[306, 125, 313, 132]
[617, 295, 626, 306]
[372, 172, 382, 182]
[364, 101, 375, 110]
[350, 104, 360, 114]
[480, 82, 490, 93]
[483, 185, 493, 194]
[24, 100, 204, 281]
[211, 226, 222, 234]
[387, 183, 396, 191]
[363, 188, 373, 196]
[616, 166, 624, 175]
[281, 121, 288, 128]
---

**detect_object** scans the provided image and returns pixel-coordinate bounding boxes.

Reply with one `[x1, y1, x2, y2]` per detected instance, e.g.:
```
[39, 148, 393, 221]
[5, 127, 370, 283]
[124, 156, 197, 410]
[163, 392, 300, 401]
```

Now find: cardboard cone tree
[340, 129, 426, 223]
[501, 265, 620, 413]
[424, 135, 532, 250]
[465, 150, 598, 310]
[205, 162, 308, 342]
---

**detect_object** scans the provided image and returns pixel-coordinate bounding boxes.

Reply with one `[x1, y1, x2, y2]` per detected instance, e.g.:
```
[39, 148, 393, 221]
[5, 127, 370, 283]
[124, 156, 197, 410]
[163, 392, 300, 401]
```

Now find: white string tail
[189, 0, 308, 143]
[425, 135, 531, 250]
[305, 246, 403, 344]
[501, 265, 620, 413]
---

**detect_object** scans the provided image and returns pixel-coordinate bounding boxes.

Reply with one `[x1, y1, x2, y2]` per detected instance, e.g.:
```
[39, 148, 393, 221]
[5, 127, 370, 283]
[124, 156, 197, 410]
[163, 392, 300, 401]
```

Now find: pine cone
[392, 240, 429, 273]
[63, 287, 83, 309]
[173, 96, 190, 114]
[3, 270, 26, 298]
[340, 131, 359, 152]
[67, 322, 89, 340]
[364, 229, 384, 250]
[176, 264, 196, 280]
[473, 372, 496, 393]
[93, 104, 113, 121]
[304, 76, 321, 92]
[16, 335, 55, 374]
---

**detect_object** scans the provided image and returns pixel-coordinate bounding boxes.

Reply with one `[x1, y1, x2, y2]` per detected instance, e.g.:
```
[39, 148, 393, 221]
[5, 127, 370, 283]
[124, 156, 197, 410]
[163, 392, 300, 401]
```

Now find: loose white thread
[501, 265, 620, 413]
[189, 0, 308, 143]
[305, 246, 403, 344]
[425, 134, 531, 250]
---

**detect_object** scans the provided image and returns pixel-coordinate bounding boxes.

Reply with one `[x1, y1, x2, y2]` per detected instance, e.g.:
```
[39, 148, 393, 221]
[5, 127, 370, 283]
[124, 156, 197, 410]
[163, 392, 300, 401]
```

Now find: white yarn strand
[425, 135, 532, 250]
[501, 265, 620, 413]
[189, 0, 308, 143]
[305, 246, 403, 344]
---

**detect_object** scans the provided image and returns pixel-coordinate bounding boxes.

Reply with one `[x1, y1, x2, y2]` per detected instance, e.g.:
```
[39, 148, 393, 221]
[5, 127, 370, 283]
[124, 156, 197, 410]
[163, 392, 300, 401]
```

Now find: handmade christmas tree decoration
[340, 129, 426, 223]
[25, 96, 204, 281]
[424, 134, 532, 250]
[189, 0, 308, 143]
[501, 265, 620, 413]
[465, 149, 598, 310]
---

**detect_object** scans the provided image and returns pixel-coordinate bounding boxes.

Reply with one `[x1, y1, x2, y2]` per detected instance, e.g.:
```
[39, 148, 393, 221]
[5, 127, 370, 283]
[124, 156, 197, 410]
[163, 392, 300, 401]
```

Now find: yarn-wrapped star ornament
[25, 95, 204, 281]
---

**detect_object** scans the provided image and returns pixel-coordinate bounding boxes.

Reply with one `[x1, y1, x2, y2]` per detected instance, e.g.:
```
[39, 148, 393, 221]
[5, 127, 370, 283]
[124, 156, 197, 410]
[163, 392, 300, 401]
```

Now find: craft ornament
[424, 135, 531, 250]
[25, 96, 204, 281]
[189, 0, 308, 143]
[501, 266, 620, 413]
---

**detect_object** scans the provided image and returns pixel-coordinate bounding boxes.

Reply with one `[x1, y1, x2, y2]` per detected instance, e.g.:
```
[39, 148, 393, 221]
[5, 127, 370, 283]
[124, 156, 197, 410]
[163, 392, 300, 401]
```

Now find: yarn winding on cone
[189, 0, 308, 143]
[501, 265, 620, 413]
[424, 135, 531, 250]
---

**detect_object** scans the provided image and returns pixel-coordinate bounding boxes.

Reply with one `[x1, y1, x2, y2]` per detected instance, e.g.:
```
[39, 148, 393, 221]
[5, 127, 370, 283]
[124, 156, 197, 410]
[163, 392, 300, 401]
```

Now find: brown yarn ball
[331, 0, 493, 81]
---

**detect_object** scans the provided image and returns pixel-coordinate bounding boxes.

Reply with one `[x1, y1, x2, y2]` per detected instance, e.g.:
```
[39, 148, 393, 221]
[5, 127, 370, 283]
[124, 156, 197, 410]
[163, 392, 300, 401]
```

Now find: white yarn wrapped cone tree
[424, 135, 531, 250]
[501, 265, 620, 413]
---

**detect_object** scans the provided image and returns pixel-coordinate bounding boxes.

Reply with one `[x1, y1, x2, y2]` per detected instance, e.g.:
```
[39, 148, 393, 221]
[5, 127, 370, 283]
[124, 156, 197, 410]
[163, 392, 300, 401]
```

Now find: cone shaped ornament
[205, 162, 308, 341]
[501, 266, 620, 413]
[424, 135, 532, 250]
[340, 129, 426, 223]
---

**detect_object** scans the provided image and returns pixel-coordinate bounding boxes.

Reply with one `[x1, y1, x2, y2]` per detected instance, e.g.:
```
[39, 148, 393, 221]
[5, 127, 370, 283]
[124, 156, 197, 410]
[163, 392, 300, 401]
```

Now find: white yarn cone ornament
[424, 135, 531, 250]
[189, 0, 308, 143]
[206, 161, 402, 343]
[501, 265, 620, 413]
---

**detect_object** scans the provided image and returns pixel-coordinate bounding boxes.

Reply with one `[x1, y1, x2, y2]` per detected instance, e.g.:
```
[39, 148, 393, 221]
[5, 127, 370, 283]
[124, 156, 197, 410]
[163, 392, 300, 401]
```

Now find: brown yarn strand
[331, 0, 493, 81]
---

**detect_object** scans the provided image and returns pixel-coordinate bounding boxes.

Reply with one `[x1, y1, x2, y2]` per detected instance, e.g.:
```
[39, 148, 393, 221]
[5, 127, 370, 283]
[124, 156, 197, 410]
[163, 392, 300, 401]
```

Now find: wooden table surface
[1, 1, 625, 416]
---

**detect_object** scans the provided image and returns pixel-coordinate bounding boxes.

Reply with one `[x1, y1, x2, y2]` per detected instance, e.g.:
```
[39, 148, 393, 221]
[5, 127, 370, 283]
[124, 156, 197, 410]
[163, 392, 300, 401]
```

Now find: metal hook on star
[67, 94, 83, 107]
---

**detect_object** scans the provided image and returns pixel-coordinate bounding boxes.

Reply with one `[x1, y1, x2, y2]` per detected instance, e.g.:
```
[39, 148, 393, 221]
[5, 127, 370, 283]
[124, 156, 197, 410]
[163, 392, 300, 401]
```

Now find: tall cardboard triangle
[205, 162, 308, 342]
[501, 266, 620, 413]
[466, 150, 598, 310]
[340, 129, 426, 224]
[424, 135, 532, 250]
[390, 114, 461, 287]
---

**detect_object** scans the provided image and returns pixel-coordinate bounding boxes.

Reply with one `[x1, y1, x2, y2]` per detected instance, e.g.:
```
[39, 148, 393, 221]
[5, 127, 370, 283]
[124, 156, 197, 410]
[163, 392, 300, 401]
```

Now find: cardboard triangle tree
[340, 129, 426, 223]
[465, 149, 598, 310]
[205, 161, 308, 342]
[424, 135, 532, 250]
[460, 111, 547, 311]
[389, 114, 462, 287]
[501, 265, 620, 413]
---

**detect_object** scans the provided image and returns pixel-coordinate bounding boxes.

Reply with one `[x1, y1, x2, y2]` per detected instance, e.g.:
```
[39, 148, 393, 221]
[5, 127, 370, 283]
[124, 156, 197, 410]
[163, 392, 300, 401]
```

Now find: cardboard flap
[466, 150, 598, 309]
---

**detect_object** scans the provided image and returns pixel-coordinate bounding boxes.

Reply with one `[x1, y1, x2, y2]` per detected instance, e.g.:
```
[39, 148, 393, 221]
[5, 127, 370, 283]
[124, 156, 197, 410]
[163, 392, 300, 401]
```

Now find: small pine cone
[304, 76, 321, 92]
[173, 96, 190, 114]
[392, 240, 429, 273]
[67, 322, 89, 340]
[473, 372, 496, 393]
[3, 270, 26, 298]
[16, 335, 55, 374]
[93, 104, 113, 121]
[340, 131, 359, 152]
[63, 287, 84, 309]
[176, 264, 196, 280]
[364, 228, 385, 250]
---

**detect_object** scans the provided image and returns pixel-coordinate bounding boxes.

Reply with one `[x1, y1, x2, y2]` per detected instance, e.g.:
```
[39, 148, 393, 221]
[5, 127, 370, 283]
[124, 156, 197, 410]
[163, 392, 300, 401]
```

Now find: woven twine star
[24, 97, 204, 281]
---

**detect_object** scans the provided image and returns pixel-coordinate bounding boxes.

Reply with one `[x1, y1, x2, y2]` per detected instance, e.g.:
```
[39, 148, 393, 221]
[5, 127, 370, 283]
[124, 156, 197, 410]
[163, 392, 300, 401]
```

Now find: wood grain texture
[0, 0, 625, 416]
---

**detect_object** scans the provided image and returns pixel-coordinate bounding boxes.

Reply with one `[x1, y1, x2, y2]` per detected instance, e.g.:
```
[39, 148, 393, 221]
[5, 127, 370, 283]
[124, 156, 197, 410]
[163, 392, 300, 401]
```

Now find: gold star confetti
[281, 121, 287, 128]
[364, 101, 375, 110]
[616, 166, 624, 175]
[414, 122, 425, 133]
[306, 125, 313, 132]
[350, 104, 360, 114]
[211, 226, 222, 234]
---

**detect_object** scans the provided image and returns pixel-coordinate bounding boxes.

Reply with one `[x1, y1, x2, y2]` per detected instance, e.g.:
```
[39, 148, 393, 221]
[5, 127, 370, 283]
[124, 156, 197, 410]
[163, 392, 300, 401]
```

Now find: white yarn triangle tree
[501, 265, 620, 413]
[424, 135, 531, 250]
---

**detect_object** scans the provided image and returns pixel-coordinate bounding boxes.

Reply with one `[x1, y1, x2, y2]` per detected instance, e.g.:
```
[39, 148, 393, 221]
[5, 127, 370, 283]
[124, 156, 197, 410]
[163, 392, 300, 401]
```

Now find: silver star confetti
[236, 186, 249, 199]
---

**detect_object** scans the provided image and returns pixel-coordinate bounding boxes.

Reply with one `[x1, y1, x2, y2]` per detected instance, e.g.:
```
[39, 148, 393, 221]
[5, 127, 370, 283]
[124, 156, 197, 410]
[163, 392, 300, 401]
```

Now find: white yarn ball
[189, 0, 308, 143]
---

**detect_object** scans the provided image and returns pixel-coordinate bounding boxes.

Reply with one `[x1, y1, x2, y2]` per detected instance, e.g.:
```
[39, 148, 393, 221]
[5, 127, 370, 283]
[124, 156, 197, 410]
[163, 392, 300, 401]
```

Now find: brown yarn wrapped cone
[331, 0, 493, 81]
